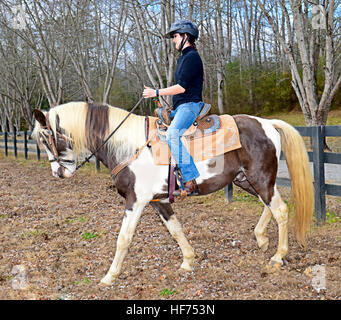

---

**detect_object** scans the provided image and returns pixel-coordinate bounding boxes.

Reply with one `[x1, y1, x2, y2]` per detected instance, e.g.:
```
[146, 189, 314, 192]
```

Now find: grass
[263, 109, 341, 152]
[21, 228, 48, 239]
[234, 191, 259, 203]
[261, 109, 341, 126]
[326, 211, 341, 224]
[0, 152, 110, 176]
[65, 216, 87, 224]
[81, 232, 99, 240]
[216, 188, 258, 202]
[159, 288, 177, 297]
[74, 278, 92, 286]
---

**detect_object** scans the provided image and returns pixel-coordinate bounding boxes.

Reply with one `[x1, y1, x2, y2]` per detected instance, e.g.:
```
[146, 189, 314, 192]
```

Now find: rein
[75, 96, 144, 171]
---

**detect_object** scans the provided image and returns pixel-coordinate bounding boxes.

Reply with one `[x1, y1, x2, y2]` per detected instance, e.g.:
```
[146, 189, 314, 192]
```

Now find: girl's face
[172, 33, 186, 50]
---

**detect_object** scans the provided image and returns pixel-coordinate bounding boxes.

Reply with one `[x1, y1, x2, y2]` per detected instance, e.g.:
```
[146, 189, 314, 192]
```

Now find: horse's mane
[34, 102, 146, 162]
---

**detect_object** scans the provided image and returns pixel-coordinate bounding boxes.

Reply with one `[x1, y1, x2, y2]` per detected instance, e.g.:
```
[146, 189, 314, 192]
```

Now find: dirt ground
[0, 155, 340, 300]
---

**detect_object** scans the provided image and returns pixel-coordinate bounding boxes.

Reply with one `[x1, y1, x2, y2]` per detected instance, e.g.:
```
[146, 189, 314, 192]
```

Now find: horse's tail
[270, 119, 314, 246]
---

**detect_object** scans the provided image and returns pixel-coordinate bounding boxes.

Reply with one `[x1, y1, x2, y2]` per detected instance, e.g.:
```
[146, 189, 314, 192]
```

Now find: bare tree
[256, 0, 341, 126]
[130, 0, 176, 107]
[0, 13, 43, 131]
[0, 0, 340, 133]
[93, 0, 130, 104]
[22, 0, 69, 107]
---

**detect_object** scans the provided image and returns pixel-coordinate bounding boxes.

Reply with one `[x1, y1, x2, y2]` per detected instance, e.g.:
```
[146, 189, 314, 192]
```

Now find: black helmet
[165, 20, 199, 40]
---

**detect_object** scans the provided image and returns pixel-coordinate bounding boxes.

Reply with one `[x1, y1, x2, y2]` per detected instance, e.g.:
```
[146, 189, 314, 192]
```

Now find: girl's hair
[183, 33, 203, 82]
[187, 34, 197, 51]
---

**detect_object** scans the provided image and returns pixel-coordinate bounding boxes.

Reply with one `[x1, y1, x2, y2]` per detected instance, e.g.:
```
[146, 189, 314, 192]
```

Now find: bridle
[42, 112, 74, 165]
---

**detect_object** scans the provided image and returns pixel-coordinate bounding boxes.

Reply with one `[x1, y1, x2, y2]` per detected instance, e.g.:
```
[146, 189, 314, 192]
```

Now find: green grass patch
[81, 232, 99, 240]
[262, 110, 341, 126]
[74, 278, 92, 286]
[21, 228, 48, 239]
[65, 216, 87, 224]
[234, 191, 258, 203]
[326, 211, 341, 224]
[217, 188, 258, 203]
[159, 288, 177, 297]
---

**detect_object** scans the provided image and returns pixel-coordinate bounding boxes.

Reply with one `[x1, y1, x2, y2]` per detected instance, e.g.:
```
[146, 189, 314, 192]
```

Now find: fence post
[13, 129, 17, 158]
[36, 142, 40, 160]
[24, 131, 28, 159]
[312, 126, 326, 222]
[4, 131, 8, 156]
[96, 158, 101, 172]
[224, 183, 233, 203]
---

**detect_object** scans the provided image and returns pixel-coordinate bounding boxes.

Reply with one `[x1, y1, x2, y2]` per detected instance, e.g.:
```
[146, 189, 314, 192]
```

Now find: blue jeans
[166, 102, 202, 183]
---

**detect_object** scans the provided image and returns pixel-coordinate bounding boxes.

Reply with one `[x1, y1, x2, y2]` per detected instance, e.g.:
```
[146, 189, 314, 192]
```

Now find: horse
[32, 101, 314, 286]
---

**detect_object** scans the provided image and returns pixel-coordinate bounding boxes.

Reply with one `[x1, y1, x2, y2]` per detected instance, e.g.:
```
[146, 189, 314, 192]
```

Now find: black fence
[0, 130, 40, 159]
[0, 130, 101, 170]
[225, 125, 341, 222]
[1, 126, 341, 222]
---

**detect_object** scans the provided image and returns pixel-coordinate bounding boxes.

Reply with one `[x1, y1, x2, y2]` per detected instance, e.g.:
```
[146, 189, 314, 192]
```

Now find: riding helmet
[165, 20, 199, 40]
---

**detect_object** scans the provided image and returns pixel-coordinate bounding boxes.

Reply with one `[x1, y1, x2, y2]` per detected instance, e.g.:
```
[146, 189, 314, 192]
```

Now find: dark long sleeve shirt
[172, 46, 203, 109]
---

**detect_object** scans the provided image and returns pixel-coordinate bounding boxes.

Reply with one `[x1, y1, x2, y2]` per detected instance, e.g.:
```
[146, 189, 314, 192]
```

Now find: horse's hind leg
[150, 202, 195, 271]
[234, 179, 273, 253]
[255, 190, 289, 264]
[101, 201, 145, 286]
[267, 187, 289, 266]
[236, 179, 288, 266]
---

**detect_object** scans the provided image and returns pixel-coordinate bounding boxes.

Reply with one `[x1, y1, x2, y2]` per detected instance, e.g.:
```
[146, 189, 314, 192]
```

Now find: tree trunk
[256, 0, 341, 127]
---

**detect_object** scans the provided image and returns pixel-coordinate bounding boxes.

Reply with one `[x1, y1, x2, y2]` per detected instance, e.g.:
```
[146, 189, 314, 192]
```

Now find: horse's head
[32, 109, 77, 178]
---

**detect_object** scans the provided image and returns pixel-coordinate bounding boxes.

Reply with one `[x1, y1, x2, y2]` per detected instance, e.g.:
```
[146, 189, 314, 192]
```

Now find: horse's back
[232, 114, 281, 153]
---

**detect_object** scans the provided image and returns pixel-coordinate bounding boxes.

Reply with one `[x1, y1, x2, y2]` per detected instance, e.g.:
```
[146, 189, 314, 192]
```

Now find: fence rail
[1, 126, 341, 222]
[0, 130, 100, 169]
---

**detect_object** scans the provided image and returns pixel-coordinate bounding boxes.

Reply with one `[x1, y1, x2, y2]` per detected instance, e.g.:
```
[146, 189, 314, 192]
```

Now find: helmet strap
[178, 34, 188, 52]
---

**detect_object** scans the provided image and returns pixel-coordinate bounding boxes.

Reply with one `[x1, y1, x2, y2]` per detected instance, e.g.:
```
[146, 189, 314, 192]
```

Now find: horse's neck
[90, 111, 146, 170]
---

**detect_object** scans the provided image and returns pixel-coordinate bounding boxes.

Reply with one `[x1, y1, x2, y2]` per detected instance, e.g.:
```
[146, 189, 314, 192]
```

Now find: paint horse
[32, 102, 314, 286]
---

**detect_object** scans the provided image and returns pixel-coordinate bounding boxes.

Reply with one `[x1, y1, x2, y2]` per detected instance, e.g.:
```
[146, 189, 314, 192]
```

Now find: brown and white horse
[32, 101, 314, 286]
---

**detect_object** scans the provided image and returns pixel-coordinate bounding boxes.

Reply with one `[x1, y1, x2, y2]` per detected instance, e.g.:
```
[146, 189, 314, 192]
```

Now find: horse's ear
[33, 109, 47, 127]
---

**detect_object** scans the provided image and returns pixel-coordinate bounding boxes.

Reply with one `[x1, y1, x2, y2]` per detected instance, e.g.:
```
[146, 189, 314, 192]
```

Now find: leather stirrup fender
[154, 107, 171, 125]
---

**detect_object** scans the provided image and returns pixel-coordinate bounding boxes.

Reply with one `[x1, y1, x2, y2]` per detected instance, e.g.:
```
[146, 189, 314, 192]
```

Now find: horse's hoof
[259, 240, 269, 252]
[180, 262, 193, 272]
[100, 274, 114, 286]
[269, 259, 282, 269]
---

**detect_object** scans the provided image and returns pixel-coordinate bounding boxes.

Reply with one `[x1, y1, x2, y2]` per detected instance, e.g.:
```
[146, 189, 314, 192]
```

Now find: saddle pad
[148, 115, 242, 165]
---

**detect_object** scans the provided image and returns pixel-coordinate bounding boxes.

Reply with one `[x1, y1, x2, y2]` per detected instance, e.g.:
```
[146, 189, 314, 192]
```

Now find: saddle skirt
[148, 114, 242, 165]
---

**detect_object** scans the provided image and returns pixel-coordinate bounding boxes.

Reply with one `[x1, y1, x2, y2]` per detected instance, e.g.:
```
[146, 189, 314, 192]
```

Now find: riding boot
[173, 179, 199, 200]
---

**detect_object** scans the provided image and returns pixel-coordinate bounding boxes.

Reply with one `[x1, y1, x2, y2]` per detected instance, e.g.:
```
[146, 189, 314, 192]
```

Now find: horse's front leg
[150, 202, 195, 272]
[101, 201, 145, 286]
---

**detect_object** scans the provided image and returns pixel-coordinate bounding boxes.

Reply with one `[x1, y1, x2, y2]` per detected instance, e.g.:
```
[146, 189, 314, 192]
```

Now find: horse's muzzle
[57, 166, 65, 179]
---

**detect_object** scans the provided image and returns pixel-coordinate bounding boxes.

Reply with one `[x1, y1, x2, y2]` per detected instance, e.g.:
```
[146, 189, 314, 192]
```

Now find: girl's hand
[143, 85, 157, 98]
